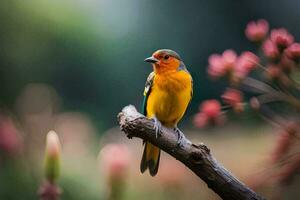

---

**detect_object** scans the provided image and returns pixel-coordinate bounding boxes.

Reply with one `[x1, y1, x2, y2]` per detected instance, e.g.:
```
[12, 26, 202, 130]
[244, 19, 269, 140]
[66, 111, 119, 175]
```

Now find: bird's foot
[151, 116, 162, 138]
[174, 127, 186, 148]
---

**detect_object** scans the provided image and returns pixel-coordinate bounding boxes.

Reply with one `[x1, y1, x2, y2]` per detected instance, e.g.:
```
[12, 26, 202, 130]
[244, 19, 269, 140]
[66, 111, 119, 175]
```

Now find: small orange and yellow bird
[140, 49, 193, 176]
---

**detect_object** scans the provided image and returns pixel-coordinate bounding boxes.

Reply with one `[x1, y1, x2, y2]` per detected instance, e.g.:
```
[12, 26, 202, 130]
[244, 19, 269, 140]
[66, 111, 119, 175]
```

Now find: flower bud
[285, 43, 300, 62]
[207, 50, 237, 79]
[99, 144, 130, 182]
[193, 113, 208, 128]
[0, 115, 21, 155]
[207, 54, 226, 78]
[222, 49, 237, 69]
[249, 97, 260, 110]
[44, 131, 61, 183]
[245, 19, 269, 42]
[200, 100, 221, 119]
[221, 88, 244, 113]
[99, 144, 130, 200]
[270, 28, 294, 50]
[235, 51, 259, 78]
[262, 39, 280, 60]
[194, 100, 224, 128]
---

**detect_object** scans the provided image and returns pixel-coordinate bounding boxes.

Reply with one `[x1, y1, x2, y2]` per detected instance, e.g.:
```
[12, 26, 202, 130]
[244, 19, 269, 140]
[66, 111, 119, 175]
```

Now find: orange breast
[146, 70, 192, 127]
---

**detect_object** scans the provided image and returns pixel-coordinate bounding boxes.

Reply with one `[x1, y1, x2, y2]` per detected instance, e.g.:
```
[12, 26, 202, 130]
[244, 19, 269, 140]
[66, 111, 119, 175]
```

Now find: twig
[118, 105, 266, 200]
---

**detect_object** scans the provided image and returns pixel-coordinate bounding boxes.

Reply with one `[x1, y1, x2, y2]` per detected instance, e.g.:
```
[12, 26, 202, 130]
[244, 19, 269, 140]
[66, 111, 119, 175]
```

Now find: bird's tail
[140, 141, 160, 176]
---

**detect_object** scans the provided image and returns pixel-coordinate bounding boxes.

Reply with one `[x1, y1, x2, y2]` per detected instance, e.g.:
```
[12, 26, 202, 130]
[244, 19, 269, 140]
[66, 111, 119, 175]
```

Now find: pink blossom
[222, 49, 237, 69]
[221, 88, 244, 112]
[235, 51, 259, 78]
[45, 131, 61, 183]
[245, 19, 269, 42]
[270, 28, 294, 49]
[285, 43, 300, 62]
[249, 97, 260, 110]
[207, 54, 226, 78]
[194, 100, 223, 128]
[193, 113, 208, 128]
[207, 50, 237, 78]
[0, 116, 21, 155]
[262, 39, 280, 60]
[200, 100, 222, 118]
[46, 131, 61, 160]
[99, 144, 130, 181]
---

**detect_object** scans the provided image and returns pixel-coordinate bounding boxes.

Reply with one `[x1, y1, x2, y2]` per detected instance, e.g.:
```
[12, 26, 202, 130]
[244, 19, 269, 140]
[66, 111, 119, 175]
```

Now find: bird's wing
[142, 72, 155, 116]
[190, 75, 193, 105]
[178, 61, 193, 104]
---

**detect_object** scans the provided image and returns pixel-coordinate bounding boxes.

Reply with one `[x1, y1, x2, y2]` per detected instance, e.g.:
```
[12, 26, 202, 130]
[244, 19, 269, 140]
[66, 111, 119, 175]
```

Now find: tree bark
[118, 105, 266, 200]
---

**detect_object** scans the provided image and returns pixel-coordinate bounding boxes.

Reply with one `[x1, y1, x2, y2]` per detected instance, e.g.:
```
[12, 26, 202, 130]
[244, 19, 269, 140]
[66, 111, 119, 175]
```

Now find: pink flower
[207, 54, 226, 78]
[201, 100, 222, 118]
[285, 43, 300, 62]
[221, 88, 244, 112]
[207, 50, 237, 78]
[249, 97, 260, 110]
[245, 19, 269, 42]
[0, 116, 21, 155]
[235, 51, 259, 78]
[222, 49, 237, 69]
[99, 144, 130, 181]
[99, 144, 131, 200]
[46, 131, 61, 160]
[194, 100, 224, 128]
[262, 39, 280, 60]
[270, 28, 294, 49]
[193, 113, 209, 128]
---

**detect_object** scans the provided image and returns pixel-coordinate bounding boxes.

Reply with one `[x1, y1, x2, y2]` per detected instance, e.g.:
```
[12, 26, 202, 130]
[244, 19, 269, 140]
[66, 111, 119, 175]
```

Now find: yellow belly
[146, 71, 192, 127]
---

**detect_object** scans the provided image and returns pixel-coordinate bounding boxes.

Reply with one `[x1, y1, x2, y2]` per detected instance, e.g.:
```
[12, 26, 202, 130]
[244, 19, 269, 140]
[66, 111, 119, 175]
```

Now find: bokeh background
[1, 0, 300, 199]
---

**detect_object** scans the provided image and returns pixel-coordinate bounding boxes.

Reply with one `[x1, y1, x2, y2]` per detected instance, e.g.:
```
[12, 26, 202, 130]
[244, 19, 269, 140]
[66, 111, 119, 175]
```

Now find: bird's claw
[174, 127, 186, 148]
[151, 117, 162, 138]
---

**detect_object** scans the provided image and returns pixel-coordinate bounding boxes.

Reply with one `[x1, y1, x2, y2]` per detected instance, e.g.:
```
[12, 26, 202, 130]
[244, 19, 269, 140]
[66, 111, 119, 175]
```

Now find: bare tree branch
[118, 105, 266, 200]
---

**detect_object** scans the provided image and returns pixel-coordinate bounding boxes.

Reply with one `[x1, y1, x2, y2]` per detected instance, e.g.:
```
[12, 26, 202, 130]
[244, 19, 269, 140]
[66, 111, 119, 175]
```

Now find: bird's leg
[150, 116, 162, 138]
[174, 127, 186, 148]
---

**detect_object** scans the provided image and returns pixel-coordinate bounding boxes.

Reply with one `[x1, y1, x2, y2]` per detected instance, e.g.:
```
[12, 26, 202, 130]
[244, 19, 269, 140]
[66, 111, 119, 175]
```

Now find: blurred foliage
[0, 159, 37, 199]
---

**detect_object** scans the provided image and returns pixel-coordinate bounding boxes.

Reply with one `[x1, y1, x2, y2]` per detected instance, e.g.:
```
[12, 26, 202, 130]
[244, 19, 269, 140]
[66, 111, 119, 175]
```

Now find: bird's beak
[144, 56, 159, 64]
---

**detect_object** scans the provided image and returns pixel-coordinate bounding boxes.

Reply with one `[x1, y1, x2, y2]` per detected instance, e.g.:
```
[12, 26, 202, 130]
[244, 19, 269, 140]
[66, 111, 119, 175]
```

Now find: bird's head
[144, 49, 185, 73]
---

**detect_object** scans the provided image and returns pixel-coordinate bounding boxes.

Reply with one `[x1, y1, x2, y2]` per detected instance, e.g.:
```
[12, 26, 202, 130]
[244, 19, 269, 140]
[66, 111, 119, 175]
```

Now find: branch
[118, 105, 266, 200]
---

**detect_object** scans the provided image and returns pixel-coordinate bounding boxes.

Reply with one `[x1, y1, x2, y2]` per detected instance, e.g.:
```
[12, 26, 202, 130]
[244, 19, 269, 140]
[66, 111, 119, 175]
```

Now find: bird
[140, 49, 193, 176]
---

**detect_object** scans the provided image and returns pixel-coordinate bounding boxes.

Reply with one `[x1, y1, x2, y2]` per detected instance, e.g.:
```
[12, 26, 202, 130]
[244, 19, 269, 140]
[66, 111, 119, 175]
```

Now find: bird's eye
[164, 55, 170, 60]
